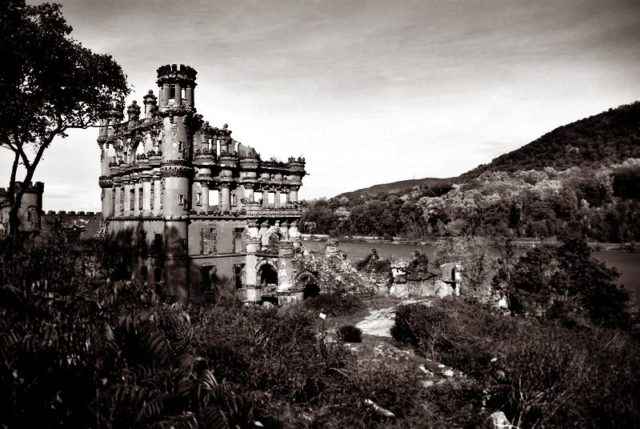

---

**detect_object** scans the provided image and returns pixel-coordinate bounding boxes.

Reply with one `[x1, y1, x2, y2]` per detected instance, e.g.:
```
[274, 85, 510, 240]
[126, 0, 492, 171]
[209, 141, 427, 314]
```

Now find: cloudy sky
[3, 0, 640, 210]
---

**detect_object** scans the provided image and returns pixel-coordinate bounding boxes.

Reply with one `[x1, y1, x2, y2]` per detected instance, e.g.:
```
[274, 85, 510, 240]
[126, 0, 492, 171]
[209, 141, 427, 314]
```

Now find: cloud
[4, 0, 639, 208]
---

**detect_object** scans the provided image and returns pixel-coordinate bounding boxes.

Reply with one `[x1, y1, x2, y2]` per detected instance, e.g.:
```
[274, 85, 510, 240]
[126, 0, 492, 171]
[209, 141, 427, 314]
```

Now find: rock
[418, 365, 434, 376]
[262, 301, 276, 309]
[364, 399, 395, 418]
[497, 296, 509, 309]
[488, 411, 511, 429]
[443, 369, 454, 377]
[389, 283, 409, 298]
[422, 380, 434, 388]
[434, 280, 454, 298]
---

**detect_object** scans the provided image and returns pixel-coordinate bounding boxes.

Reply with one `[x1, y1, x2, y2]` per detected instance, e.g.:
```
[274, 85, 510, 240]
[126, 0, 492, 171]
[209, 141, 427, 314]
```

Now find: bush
[303, 293, 365, 317]
[392, 298, 640, 428]
[338, 324, 362, 342]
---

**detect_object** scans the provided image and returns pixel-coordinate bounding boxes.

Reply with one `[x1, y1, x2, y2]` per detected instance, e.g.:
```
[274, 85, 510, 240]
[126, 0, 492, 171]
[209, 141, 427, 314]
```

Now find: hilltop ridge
[338, 101, 640, 199]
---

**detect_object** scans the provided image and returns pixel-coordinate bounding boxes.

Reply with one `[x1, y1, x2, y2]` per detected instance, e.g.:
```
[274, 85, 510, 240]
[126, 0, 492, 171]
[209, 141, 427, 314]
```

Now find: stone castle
[97, 64, 306, 303]
[0, 182, 44, 239]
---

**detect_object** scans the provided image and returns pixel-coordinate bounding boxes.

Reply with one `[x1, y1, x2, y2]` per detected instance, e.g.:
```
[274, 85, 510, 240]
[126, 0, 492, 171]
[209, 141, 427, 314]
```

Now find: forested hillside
[338, 102, 640, 200]
[306, 102, 640, 242]
[462, 101, 640, 178]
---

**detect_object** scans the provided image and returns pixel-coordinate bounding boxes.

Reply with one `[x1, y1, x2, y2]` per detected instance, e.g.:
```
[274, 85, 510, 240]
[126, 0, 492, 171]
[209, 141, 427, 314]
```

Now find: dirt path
[343, 298, 464, 388]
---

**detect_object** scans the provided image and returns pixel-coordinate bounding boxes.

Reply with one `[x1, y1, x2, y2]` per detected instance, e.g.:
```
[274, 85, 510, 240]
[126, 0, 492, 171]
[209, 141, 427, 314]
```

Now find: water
[303, 239, 640, 305]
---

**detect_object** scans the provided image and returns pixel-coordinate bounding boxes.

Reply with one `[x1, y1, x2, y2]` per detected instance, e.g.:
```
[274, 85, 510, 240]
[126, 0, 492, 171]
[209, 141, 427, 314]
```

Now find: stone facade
[98, 64, 306, 302]
[0, 181, 44, 239]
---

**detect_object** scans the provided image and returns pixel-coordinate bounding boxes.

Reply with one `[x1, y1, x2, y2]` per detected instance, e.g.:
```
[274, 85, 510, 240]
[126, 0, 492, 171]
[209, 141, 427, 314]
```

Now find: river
[302, 239, 640, 306]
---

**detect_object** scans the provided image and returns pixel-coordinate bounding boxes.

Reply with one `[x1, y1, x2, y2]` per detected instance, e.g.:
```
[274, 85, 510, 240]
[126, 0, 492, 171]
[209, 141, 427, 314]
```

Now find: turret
[142, 90, 158, 119]
[156, 64, 197, 110]
[156, 65, 196, 263]
[127, 100, 141, 125]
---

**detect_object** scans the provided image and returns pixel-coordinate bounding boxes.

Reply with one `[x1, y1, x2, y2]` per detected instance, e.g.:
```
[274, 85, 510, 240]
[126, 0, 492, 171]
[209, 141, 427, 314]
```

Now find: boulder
[488, 411, 511, 429]
[434, 280, 454, 298]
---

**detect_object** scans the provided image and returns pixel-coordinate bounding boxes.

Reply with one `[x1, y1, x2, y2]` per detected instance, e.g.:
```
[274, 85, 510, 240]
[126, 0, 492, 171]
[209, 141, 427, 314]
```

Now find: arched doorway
[259, 263, 278, 286]
[303, 283, 320, 299]
[296, 272, 320, 299]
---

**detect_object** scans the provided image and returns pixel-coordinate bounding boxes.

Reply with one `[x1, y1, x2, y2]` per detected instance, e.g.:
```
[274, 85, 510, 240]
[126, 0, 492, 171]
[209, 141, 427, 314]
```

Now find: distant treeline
[301, 161, 640, 242]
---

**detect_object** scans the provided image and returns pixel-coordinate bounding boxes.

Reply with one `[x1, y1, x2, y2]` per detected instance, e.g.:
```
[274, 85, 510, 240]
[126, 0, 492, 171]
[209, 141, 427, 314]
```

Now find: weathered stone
[488, 411, 511, 429]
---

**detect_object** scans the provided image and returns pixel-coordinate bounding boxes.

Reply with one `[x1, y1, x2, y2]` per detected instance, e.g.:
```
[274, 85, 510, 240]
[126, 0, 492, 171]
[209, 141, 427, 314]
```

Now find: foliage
[0, 0, 128, 242]
[303, 293, 365, 317]
[337, 324, 363, 343]
[392, 298, 640, 428]
[505, 238, 630, 329]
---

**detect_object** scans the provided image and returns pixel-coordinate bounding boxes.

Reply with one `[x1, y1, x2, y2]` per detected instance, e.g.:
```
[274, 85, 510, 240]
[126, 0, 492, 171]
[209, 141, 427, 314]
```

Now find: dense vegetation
[392, 239, 639, 428]
[1, 228, 638, 427]
[302, 160, 640, 242]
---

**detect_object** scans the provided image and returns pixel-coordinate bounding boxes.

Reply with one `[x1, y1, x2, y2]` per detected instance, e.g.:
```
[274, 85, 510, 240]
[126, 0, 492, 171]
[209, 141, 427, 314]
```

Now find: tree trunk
[5, 166, 37, 260]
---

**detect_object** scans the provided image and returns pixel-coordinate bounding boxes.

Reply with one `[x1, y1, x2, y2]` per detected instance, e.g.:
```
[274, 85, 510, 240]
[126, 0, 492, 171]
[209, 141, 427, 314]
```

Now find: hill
[337, 177, 448, 200]
[337, 101, 640, 199]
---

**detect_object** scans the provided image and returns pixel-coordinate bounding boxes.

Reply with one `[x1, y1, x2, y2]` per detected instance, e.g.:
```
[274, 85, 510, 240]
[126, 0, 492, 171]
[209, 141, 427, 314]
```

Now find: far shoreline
[301, 234, 639, 252]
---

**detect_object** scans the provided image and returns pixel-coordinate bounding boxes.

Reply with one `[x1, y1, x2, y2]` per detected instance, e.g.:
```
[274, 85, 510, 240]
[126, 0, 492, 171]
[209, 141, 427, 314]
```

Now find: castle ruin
[97, 64, 306, 303]
[0, 182, 44, 239]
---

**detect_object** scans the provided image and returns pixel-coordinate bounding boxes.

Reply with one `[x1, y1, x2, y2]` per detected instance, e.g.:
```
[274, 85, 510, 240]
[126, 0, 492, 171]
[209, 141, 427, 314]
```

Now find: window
[169, 84, 176, 100]
[208, 189, 219, 206]
[138, 187, 143, 210]
[196, 192, 202, 205]
[130, 189, 135, 211]
[178, 194, 184, 206]
[153, 234, 163, 254]
[120, 188, 125, 214]
[200, 227, 216, 255]
[201, 265, 216, 294]
[232, 228, 244, 253]
[231, 193, 238, 206]
[233, 264, 245, 290]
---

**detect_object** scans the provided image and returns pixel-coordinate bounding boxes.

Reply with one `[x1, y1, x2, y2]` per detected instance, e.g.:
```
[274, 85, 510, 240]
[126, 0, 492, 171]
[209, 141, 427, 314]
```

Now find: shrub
[303, 293, 365, 317]
[338, 324, 363, 342]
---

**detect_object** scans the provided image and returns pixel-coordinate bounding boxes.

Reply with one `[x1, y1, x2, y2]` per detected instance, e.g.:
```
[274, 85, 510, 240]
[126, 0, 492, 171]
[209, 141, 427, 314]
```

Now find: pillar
[185, 85, 194, 107]
[162, 83, 169, 106]
[102, 187, 113, 218]
[221, 184, 230, 211]
[153, 175, 162, 216]
[133, 183, 141, 215]
[123, 181, 131, 215]
[275, 189, 281, 208]
[201, 182, 209, 213]
[290, 186, 298, 203]
[262, 189, 269, 207]
[174, 82, 181, 105]
[142, 177, 152, 215]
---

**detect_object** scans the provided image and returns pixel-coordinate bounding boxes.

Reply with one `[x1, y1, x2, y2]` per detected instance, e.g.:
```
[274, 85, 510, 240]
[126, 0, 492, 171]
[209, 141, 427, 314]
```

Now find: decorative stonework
[98, 64, 306, 303]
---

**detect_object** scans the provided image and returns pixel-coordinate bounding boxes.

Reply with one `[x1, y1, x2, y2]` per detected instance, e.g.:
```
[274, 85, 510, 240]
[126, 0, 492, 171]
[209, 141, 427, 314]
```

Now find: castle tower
[157, 64, 198, 292]
[98, 104, 123, 218]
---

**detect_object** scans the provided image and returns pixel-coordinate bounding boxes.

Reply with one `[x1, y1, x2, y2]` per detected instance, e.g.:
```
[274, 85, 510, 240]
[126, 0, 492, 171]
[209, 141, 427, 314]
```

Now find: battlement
[46, 210, 99, 217]
[0, 181, 45, 195]
[156, 64, 197, 84]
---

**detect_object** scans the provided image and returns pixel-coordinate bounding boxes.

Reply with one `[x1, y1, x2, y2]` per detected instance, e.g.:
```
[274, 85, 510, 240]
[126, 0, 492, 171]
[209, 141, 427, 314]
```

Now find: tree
[0, 1, 128, 249]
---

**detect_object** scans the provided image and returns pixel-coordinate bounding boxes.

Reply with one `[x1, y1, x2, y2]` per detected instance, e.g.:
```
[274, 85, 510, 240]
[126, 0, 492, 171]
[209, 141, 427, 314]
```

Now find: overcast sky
[3, 0, 640, 210]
